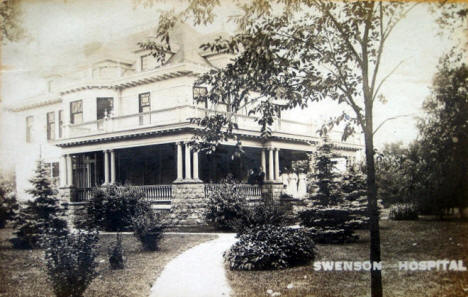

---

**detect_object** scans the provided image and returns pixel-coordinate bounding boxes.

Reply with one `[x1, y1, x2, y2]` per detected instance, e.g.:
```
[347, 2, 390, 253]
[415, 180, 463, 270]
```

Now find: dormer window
[141, 54, 154, 71]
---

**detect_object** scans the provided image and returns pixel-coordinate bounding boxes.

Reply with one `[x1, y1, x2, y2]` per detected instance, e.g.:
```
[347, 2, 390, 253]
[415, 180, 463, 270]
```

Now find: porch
[61, 142, 311, 203]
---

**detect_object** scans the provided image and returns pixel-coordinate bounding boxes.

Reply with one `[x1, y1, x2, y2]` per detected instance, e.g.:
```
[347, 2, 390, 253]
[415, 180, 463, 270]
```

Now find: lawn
[0, 229, 216, 297]
[226, 219, 468, 297]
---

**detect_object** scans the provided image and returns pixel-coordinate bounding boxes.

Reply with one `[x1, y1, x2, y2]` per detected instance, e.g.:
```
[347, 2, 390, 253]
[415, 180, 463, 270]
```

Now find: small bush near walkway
[43, 230, 99, 297]
[389, 203, 419, 220]
[224, 225, 315, 270]
[132, 205, 164, 251]
[108, 233, 125, 270]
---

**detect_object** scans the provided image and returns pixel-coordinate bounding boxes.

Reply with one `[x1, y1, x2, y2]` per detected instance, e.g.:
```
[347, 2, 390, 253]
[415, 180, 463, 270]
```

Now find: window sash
[97, 97, 113, 120]
[70, 100, 83, 124]
[139, 93, 151, 113]
[47, 112, 55, 140]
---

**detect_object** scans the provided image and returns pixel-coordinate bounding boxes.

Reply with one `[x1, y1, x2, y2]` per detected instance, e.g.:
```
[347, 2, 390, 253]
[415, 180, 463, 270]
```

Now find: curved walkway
[150, 233, 237, 297]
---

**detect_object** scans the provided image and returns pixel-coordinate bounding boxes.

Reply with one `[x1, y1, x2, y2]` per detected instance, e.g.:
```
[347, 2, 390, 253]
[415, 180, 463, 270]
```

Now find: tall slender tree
[139, 1, 466, 295]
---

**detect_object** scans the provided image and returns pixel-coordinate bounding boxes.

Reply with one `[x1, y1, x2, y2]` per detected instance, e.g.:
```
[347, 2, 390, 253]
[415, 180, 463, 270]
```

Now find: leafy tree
[11, 160, 68, 248]
[139, 1, 466, 295]
[0, 0, 25, 43]
[417, 54, 468, 217]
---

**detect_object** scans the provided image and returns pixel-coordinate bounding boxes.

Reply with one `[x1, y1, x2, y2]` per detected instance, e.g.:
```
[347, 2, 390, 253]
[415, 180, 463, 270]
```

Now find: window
[58, 110, 63, 138]
[139, 93, 151, 113]
[25, 116, 33, 143]
[139, 92, 151, 125]
[96, 97, 113, 120]
[193, 86, 208, 108]
[70, 100, 83, 124]
[47, 111, 55, 140]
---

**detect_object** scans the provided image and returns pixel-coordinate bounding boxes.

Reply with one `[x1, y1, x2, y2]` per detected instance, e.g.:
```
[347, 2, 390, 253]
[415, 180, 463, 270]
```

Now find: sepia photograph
[0, 0, 467, 296]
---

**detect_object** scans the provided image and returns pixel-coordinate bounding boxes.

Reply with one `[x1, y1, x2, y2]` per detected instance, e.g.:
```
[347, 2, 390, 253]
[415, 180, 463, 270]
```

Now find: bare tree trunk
[364, 123, 383, 297]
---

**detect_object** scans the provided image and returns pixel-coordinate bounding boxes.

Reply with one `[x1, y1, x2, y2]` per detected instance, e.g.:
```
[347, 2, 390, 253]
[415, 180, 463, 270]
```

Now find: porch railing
[204, 184, 262, 200]
[73, 188, 94, 202]
[71, 185, 173, 202]
[127, 185, 173, 202]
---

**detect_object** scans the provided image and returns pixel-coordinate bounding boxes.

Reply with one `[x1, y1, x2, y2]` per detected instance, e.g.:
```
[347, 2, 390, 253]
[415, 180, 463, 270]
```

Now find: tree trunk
[364, 125, 383, 297]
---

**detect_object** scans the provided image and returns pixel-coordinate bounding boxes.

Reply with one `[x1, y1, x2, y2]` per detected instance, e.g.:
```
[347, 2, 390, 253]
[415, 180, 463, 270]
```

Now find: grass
[0, 228, 216, 297]
[226, 219, 468, 297]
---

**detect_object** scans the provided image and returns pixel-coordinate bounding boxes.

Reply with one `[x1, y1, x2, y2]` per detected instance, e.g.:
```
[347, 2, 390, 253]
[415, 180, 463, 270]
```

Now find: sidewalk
[150, 233, 237, 297]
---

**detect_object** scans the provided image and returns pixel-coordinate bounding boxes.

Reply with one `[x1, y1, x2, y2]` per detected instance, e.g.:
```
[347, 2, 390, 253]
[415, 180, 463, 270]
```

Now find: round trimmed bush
[224, 225, 315, 270]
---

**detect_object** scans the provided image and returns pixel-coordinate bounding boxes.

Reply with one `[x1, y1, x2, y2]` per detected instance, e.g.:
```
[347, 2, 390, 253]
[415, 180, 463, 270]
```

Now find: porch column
[192, 149, 200, 181]
[184, 143, 192, 180]
[103, 150, 109, 185]
[66, 154, 73, 187]
[261, 149, 266, 174]
[274, 148, 280, 180]
[268, 147, 274, 181]
[59, 155, 66, 187]
[110, 150, 116, 184]
[85, 156, 91, 187]
[176, 142, 183, 181]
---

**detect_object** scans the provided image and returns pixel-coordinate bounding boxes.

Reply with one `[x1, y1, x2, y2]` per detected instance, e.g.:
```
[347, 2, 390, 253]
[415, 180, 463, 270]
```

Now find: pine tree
[11, 160, 68, 249]
[299, 138, 359, 244]
[341, 169, 369, 229]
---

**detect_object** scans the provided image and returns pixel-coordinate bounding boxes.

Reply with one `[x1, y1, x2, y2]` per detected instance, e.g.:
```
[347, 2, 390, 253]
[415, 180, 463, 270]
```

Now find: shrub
[204, 181, 249, 231]
[108, 233, 125, 270]
[389, 203, 419, 220]
[234, 202, 287, 234]
[132, 206, 164, 251]
[299, 206, 360, 244]
[224, 225, 315, 270]
[43, 230, 99, 297]
[12, 160, 68, 249]
[83, 185, 149, 231]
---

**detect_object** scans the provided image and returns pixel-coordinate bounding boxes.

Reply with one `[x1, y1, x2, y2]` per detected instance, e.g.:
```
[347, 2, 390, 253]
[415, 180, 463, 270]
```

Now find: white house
[4, 23, 361, 226]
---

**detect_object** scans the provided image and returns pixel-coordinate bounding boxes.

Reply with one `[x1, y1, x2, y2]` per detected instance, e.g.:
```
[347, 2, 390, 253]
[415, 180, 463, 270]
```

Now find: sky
[0, 0, 467, 156]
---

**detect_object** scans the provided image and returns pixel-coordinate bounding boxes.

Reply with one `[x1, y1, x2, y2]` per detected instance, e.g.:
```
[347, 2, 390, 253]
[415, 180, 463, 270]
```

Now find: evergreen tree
[299, 138, 359, 244]
[0, 178, 19, 228]
[11, 160, 68, 249]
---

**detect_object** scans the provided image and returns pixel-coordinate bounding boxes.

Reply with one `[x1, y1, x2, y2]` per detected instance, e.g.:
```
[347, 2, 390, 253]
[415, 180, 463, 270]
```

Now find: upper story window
[25, 116, 33, 143]
[139, 93, 151, 113]
[70, 100, 83, 124]
[46, 111, 55, 140]
[139, 93, 151, 125]
[193, 86, 208, 108]
[96, 97, 113, 120]
[58, 110, 63, 138]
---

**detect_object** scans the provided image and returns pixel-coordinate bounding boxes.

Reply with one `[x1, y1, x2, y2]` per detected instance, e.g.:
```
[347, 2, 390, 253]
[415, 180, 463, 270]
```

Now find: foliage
[108, 233, 125, 270]
[224, 224, 315, 270]
[43, 230, 99, 297]
[82, 185, 149, 231]
[132, 205, 164, 251]
[234, 201, 288, 235]
[341, 169, 369, 229]
[389, 203, 419, 221]
[11, 160, 68, 249]
[0, 0, 25, 43]
[300, 140, 361, 243]
[416, 55, 468, 216]
[375, 142, 422, 207]
[204, 179, 249, 231]
[0, 179, 19, 228]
